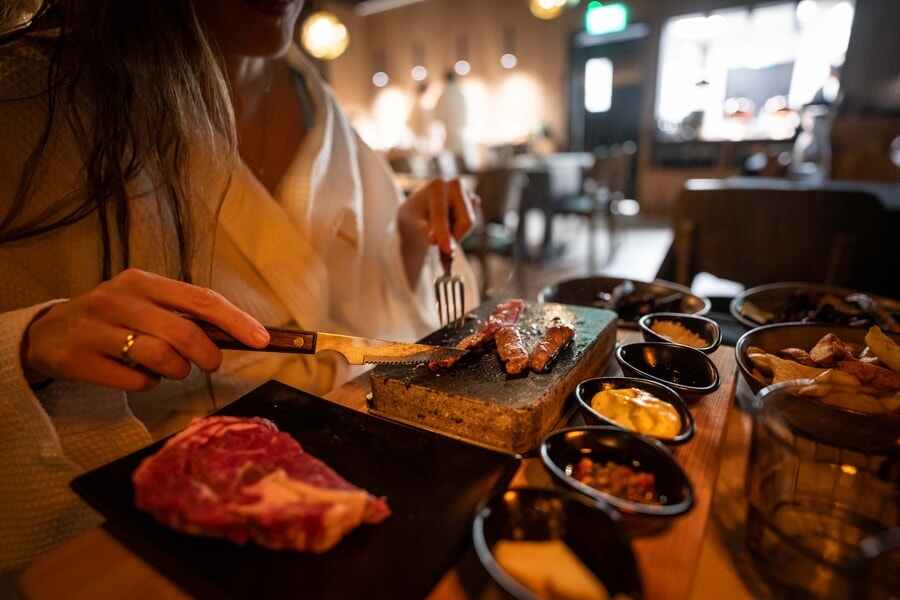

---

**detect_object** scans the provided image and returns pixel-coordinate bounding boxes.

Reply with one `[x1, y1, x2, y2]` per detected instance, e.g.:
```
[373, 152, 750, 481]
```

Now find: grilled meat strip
[495, 326, 529, 375]
[529, 318, 576, 372]
[430, 299, 526, 370]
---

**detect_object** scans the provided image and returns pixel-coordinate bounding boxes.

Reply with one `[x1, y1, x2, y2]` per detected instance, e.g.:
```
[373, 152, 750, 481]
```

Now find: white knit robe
[0, 42, 478, 572]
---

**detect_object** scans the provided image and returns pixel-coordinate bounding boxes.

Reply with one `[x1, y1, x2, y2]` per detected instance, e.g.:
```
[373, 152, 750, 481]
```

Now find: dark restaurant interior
[5, 1, 900, 599]
[306, 0, 899, 302]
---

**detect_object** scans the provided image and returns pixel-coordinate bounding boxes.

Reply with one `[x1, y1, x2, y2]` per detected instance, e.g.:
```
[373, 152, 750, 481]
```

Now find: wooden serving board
[369, 301, 618, 455]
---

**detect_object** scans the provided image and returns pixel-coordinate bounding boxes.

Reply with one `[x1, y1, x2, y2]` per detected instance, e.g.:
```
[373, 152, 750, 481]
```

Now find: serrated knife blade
[194, 321, 466, 365]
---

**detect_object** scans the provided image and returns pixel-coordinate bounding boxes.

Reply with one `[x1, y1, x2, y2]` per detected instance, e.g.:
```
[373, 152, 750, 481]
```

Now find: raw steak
[133, 416, 390, 552]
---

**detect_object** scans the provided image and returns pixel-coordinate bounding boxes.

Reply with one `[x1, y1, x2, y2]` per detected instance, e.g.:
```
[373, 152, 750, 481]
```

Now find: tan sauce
[650, 320, 708, 349]
[590, 387, 681, 438]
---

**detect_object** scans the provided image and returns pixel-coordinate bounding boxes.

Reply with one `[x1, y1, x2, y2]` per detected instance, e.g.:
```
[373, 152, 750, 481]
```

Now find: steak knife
[194, 321, 466, 365]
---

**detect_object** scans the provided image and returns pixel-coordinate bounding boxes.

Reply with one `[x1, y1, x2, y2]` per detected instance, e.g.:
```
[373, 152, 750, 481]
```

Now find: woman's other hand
[20, 269, 271, 392]
[397, 177, 479, 285]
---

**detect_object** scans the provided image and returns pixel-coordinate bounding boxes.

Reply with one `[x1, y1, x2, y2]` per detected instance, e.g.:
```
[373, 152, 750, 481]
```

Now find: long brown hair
[0, 0, 237, 281]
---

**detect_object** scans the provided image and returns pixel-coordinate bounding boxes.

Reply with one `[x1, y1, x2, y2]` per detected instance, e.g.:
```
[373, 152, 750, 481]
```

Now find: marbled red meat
[132, 416, 390, 552]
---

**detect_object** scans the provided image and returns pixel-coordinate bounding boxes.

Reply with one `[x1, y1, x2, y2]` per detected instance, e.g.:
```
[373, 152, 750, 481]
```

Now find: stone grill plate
[369, 301, 618, 455]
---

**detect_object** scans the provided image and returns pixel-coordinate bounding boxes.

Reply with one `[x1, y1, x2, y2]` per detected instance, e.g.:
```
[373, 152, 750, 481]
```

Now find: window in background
[655, 0, 854, 142]
[585, 57, 614, 113]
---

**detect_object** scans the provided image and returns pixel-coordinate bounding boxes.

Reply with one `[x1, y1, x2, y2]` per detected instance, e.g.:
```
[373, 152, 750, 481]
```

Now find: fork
[434, 249, 465, 328]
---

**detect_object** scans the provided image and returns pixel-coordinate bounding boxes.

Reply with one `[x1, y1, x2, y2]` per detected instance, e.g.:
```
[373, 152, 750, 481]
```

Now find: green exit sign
[585, 2, 628, 35]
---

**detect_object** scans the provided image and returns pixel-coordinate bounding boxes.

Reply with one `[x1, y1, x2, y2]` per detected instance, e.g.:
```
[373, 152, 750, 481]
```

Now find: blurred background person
[433, 69, 469, 173]
[407, 80, 434, 153]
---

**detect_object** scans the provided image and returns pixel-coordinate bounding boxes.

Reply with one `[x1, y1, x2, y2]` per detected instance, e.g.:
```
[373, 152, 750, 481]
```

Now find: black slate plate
[70, 380, 520, 600]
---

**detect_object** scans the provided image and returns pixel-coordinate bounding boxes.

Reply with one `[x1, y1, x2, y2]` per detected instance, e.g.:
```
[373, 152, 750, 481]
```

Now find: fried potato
[865, 326, 900, 372]
[747, 350, 827, 383]
[811, 368, 861, 387]
[835, 359, 900, 390]
[818, 390, 887, 414]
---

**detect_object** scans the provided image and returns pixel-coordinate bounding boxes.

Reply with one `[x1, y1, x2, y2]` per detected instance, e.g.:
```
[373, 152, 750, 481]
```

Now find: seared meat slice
[529, 318, 575, 372]
[495, 326, 529, 375]
[430, 299, 526, 370]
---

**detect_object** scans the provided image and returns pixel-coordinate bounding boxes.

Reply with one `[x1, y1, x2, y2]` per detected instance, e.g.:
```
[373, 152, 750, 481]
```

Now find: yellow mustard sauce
[590, 387, 681, 438]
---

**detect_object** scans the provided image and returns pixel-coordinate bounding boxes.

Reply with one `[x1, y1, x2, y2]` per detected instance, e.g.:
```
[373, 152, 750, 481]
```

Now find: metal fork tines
[434, 249, 465, 328]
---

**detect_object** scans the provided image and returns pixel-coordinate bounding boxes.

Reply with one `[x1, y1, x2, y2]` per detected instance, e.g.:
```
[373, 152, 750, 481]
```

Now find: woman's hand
[20, 269, 271, 392]
[397, 177, 479, 285]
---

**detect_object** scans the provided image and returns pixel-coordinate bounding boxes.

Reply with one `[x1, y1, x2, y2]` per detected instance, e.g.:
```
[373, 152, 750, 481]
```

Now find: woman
[0, 0, 478, 572]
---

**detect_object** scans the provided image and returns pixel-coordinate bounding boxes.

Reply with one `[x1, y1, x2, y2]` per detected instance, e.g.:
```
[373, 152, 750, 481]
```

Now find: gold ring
[121, 332, 139, 365]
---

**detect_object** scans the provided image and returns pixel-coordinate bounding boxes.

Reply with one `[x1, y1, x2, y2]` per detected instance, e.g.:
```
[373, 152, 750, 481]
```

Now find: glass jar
[745, 380, 900, 599]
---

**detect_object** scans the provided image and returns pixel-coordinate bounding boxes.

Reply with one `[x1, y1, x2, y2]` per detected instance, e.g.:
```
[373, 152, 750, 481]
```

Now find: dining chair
[655, 184, 887, 293]
[460, 166, 528, 298]
[546, 146, 638, 272]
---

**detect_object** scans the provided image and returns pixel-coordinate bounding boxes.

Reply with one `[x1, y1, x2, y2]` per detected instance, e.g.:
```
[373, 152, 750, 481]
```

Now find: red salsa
[573, 457, 661, 505]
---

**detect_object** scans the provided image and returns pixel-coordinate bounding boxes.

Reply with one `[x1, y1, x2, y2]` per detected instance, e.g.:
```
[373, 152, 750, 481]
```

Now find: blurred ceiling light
[501, 53, 518, 69]
[454, 35, 470, 76]
[372, 71, 389, 87]
[529, 0, 567, 20]
[410, 42, 427, 81]
[411, 65, 428, 81]
[454, 60, 471, 76]
[501, 27, 517, 69]
[300, 11, 349, 60]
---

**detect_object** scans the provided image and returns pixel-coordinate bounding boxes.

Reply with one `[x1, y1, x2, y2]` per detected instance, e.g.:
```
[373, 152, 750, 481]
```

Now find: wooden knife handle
[193, 320, 317, 354]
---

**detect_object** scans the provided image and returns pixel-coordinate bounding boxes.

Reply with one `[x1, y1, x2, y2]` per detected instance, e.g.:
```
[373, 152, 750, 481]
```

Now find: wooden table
[19, 330, 739, 600]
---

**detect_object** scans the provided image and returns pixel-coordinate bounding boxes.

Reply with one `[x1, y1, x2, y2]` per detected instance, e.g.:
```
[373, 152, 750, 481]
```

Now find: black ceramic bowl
[729, 281, 900, 330]
[575, 376, 694, 444]
[537, 276, 710, 328]
[540, 427, 694, 532]
[616, 342, 720, 399]
[637, 312, 722, 354]
[472, 486, 643, 600]
[735, 322, 900, 395]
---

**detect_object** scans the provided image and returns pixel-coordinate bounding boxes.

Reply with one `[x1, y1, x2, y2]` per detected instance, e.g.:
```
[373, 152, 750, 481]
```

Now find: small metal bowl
[575, 376, 694, 444]
[472, 486, 643, 599]
[637, 312, 722, 354]
[616, 341, 720, 400]
[540, 426, 695, 535]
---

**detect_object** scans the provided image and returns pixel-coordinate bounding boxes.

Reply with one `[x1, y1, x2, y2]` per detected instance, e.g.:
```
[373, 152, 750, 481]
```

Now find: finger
[74, 356, 163, 393]
[448, 182, 478, 241]
[37, 334, 162, 392]
[427, 180, 452, 252]
[110, 269, 270, 349]
[75, 270, 257, 373]
[113, 327, 194, 380]
[117, 310, 226, 373]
